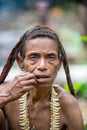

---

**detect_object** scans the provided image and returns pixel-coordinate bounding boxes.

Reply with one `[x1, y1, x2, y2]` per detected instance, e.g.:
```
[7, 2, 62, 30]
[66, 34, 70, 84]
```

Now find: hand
[0, 72, 37, 107]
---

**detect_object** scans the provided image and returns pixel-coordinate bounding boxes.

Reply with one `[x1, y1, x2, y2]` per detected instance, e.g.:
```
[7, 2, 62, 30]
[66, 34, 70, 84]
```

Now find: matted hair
[0, 25, 75, 96]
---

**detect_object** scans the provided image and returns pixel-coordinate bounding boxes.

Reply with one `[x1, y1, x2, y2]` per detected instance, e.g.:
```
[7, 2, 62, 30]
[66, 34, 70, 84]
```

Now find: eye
[47, 54, 55, 61]
[29, 54, 38, 61]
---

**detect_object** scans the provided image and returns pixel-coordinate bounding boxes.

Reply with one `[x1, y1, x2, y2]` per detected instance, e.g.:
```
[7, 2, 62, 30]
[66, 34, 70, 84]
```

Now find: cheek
[23, 60, 35, 72]
[53, 60, 61, 71]
[51, 61, 61, 78]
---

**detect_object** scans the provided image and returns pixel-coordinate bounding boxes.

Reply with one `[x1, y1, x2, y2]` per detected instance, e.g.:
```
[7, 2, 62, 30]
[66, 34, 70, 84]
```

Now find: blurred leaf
[80, 83, 87, 98]
[84, 124, 87, 130]
[81, 36, 87, 42]
[64, 82, 81, 93]
[64, 82, 87, 98]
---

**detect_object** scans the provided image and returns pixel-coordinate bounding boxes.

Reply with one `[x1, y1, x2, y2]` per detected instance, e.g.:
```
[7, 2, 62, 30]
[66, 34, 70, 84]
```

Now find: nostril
[37, 65, 47, 70]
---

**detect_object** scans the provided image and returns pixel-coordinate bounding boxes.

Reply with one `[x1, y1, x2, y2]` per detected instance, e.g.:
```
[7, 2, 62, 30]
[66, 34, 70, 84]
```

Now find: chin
[37, 83, 52, 88]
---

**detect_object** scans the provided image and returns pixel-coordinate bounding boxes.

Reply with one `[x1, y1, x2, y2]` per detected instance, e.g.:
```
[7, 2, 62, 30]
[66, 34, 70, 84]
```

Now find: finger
[22, 85, 35, 92]
[20, 72, 35, 79]
[14, 73, 35, 83]
[23, 73, 37, 81]
[21, 79, 37, 86]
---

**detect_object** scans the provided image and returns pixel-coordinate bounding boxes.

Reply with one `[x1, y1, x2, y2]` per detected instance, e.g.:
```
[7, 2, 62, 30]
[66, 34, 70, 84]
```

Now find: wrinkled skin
[0, 37, 84, 130]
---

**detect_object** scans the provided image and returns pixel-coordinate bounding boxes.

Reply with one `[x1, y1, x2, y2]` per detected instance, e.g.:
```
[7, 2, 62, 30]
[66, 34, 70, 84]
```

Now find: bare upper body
[0, 27, 84, 130]
[0, 84, 84, 130]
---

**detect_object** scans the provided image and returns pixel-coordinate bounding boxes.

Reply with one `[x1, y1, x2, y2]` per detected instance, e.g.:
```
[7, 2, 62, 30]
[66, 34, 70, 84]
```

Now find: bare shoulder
[54, 85, 84, 130]
[53, 85, 79, 111]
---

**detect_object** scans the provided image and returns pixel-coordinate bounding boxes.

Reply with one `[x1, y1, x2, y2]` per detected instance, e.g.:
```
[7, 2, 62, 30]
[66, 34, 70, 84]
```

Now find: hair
[0, 25, 75, 96]
[19, 26, 61, 59]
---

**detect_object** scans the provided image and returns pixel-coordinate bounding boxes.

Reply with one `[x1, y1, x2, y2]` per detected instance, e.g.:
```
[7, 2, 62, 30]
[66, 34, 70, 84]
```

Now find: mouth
[35, 75, 50, 82]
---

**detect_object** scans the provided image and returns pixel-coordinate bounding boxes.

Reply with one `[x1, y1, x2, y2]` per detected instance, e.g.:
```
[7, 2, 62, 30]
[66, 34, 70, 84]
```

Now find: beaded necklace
[19, 86, 60, 130]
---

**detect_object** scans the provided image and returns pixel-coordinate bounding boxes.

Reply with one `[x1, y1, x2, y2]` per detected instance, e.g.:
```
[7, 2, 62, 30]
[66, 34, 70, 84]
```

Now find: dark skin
[0, 110, 6, 130]
[0, 37, 84, 130]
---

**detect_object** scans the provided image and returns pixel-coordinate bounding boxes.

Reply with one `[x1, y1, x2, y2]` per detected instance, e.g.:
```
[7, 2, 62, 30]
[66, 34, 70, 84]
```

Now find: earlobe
[16, 55, 24, 70]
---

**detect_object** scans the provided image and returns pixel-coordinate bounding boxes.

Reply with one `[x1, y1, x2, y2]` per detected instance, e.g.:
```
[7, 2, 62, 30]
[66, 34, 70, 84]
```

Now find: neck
[28, 86, 51, 104]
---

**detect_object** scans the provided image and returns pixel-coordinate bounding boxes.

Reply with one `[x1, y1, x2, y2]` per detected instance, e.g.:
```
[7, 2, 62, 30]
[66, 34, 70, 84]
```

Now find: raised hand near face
[0, 72, 37, 108]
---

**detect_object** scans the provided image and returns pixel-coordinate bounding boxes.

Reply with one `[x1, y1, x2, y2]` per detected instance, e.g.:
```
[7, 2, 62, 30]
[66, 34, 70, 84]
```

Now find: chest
[19, 93, 61, 130]
[28, 105, 50, 130]
[5, 103, 66, 130]
[4, 90, 66, 130]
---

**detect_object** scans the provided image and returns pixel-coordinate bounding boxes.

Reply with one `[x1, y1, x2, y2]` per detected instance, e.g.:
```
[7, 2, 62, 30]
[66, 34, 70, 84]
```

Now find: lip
[35, 75, 50, 83]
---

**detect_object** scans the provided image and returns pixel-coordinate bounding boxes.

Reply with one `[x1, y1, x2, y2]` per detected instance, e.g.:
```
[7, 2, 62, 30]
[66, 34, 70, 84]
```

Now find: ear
[16, 55, 24, 71]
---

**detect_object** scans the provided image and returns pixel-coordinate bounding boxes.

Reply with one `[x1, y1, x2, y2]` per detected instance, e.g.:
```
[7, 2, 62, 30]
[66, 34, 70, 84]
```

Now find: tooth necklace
[19, 86, 60, 130]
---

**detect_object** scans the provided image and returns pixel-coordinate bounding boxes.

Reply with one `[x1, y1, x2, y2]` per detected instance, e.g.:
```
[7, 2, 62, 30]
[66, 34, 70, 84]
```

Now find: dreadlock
[0, 25, 75, 96]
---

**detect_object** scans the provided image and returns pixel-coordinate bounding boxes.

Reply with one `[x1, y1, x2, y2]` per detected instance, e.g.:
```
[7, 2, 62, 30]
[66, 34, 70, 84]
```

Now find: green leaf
[64, 82, 81, 93]
[81, 36, 87, 42]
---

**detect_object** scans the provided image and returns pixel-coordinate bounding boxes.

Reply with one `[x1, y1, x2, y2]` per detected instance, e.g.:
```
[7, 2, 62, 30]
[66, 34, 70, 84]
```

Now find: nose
[37, 58, 47, 71]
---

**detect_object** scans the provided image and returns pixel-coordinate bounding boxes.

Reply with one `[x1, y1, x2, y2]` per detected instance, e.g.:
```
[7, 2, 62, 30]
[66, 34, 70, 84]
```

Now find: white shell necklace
[19, 86, 60, 130]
